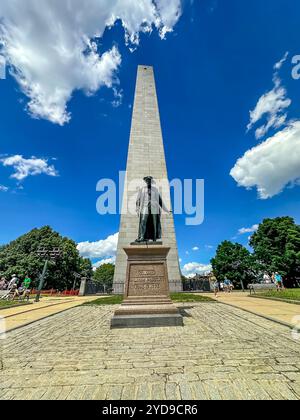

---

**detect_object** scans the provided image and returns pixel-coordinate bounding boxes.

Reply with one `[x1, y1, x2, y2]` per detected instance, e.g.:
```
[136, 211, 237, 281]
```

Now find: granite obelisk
[113, 66, 182, 294]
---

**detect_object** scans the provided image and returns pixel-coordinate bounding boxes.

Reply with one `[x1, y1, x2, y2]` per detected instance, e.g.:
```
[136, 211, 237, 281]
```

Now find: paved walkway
[1, 303, 300, 400]
[0, 296, 96, 332]
[203, 292, 300, 327]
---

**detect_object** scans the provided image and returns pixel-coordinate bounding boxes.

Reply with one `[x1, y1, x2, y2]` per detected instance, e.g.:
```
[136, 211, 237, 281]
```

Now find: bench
[248, 283, 277, 295]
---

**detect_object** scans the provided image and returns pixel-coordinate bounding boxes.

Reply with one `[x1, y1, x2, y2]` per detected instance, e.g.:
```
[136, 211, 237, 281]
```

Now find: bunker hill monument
[113, 66, 182, 293]
[111, 65, 183, 328]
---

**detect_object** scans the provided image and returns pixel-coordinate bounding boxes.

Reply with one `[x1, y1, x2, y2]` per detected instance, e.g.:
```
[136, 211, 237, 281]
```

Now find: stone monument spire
[113, 65, 182, 294]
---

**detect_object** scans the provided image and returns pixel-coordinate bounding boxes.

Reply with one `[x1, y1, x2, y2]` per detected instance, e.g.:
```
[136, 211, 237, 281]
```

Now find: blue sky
[1, 0, 300, 276]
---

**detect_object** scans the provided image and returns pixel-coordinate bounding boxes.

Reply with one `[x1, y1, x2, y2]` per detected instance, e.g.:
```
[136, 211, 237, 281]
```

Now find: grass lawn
[84, 295, 124, 306]
[0, 300, 31, 309]
[85, 293, 216, 306]
[252, 288, 300, 303]
[170, 293, 216, 303]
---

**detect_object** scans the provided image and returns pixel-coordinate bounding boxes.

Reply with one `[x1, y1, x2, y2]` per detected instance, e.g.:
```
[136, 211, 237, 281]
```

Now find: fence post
[79, 277, 87, 296]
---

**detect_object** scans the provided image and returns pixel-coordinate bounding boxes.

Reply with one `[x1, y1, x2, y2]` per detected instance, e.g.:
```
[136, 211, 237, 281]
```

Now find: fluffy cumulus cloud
[232, 53, 300, 199]
[0, 155, 58, 181]
[231, 121, 300, 199]
[247, 53, 291, 140]
[0, 0, 182, 125]
[192, 246, 199, 251]
[93, 256, 116, 270]
[238, 224, 259, 235]
[77, 232, 119, 259]
[182, 262, 212, 278]
[155, 0, 182, 38]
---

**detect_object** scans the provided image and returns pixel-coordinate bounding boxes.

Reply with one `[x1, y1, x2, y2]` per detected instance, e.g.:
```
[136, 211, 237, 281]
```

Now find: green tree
[93, 263, 115, 289]
[211, 241, 256, 289]
[250, 217, 300, 287]
[79, 258, 93, 279]
[0, 226, 92, 290]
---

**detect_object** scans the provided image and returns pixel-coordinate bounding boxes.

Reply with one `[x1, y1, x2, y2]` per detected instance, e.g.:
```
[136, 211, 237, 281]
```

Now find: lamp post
[35, 248, 62, 303]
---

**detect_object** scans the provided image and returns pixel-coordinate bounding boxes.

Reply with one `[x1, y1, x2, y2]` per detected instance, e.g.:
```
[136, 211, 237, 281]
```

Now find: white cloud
[93, 256, 116, 270]
[274, 51, 289, 71]
[0, 0, 181, 125]
[182, 262, 212, 278]
[231, 121, 300, 199]
[238, 224, 259, 235]
[155, 0, 182, 38]
[1, 155, 58, 181]
[0, 185, 9, 192]
[192, 246, 199, 251]
[247, 53, 291, 139]
[205, 245, 214, 249]
[77, 232, 119, 259]
[112, 87, 123, 108]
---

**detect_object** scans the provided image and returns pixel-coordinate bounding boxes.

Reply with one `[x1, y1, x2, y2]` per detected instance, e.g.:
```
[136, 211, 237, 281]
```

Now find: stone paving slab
[202, 291, 300, 327]
[0, 303, 300, 400]
[0, 296, 97, 331]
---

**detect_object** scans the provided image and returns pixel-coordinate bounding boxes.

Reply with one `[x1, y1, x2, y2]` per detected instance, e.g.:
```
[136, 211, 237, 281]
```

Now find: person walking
[226, 279, 234, 293]
[274, 272, 284, 291]
[263, 272, 272, 284]
[212, 279, 220, 298]
[21, 275, 32, 301]
[23, 275, 32, 290]
[224, 278, 231, 293]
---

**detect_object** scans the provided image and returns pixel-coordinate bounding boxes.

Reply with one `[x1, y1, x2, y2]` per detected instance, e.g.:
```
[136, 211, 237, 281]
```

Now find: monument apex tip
[138, 65, 153, 71]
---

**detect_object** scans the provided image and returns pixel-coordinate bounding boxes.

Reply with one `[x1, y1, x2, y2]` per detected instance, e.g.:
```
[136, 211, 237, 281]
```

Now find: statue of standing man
[136, 176, 171, 243]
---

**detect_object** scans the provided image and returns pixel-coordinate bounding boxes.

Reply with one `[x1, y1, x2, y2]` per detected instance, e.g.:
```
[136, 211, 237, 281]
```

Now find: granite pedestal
[111, 245, 183, 328]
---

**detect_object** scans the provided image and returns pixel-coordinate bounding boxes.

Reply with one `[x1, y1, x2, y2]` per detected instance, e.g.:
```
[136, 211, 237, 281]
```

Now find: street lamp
[35, 247, 62, 303]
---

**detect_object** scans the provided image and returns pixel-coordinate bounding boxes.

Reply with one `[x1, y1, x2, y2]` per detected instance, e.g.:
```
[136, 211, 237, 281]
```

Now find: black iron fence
[85, 280, 112, 295]
[183, 279, 211, 292]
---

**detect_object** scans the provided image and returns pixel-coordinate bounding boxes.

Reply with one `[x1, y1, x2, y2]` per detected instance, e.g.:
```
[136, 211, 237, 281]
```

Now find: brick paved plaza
[1, 302, 300, 400]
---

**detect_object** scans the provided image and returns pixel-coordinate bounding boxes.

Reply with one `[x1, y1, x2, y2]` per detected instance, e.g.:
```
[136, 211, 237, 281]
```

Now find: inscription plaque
[127, 263, 168, 297]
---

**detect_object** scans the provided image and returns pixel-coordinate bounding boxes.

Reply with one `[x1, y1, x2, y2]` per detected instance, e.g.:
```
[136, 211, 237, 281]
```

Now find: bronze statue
[136, 176, 171, 243]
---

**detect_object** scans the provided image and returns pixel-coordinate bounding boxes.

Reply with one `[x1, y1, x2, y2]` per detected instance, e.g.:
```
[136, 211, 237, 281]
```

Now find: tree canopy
[211, 241, 256, 289]
[250, 217, 300, 287]
[93, 263, 115, 289]
[0, 226, 93, 289]
[211, 217, 300, 288]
